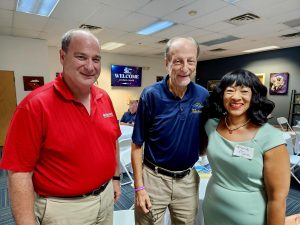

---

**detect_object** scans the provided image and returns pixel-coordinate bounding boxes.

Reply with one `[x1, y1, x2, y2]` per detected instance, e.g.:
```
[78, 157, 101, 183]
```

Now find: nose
[84, 59, 94, 72]
[231, 90, 242, 99]
[180, 60, 188, 72]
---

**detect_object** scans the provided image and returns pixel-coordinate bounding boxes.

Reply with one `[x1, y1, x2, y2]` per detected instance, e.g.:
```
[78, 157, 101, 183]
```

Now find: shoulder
[18, 80, 55, 109]
[191, 82, 209, 95]
[255, 123, 285, 152]
[205, 118, 219, 134]
[142, 82, 162, 96]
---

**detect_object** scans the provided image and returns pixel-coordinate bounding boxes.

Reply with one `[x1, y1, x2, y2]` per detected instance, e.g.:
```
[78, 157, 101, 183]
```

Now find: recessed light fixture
[137, 21, 175, 36]
[243, 46, 279, 53]
[223, 0, 240, 4]
[16, 0, 60, 17]
[101, 42, 125, 50]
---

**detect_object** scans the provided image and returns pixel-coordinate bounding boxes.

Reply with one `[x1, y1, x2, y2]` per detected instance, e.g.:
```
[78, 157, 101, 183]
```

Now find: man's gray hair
[164, 37, 200, 60]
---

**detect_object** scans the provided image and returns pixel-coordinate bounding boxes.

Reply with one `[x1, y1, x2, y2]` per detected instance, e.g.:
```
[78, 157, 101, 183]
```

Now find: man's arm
[131, 143, 151, 213]
[8, 171, 36, 225]
[113, 141, 121, 202]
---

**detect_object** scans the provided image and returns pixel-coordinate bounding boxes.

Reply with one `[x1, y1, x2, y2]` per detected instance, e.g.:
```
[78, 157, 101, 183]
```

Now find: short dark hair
[206, 69, 274, 125]
[61, 30, 74, 53]
[165, 37, 200, 60]
[61, 29, 98, 53]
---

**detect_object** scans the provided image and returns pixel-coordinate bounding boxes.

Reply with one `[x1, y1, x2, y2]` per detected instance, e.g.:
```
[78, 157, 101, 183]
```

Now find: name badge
[233, 145, 254, 160]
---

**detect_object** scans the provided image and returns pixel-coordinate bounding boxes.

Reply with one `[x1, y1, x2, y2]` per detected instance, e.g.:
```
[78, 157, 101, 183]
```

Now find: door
[0, 70, 17, 146]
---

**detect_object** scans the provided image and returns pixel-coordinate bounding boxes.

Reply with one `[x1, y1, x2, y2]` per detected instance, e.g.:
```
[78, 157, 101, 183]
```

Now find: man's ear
[165, 58, 169, 69]
[59, 49, 65, 64]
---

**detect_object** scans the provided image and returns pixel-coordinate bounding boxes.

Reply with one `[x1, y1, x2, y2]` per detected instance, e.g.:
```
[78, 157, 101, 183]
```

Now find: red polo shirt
[0, 75, 121, 197]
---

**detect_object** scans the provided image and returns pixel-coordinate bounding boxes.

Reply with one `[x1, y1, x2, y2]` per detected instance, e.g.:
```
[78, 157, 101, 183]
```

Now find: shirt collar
[163, 74, 192, 100]
[53, 73, 103, 102]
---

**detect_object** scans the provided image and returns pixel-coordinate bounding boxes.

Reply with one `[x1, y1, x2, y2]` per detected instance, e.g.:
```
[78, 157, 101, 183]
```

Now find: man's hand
[113, 180, 121, 202]
[135, 189, 152, 214]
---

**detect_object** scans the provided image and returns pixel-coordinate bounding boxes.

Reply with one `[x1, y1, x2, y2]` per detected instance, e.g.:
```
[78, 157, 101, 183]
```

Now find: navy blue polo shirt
[120, 111, 136, 124]
[132, 75, 209, 171]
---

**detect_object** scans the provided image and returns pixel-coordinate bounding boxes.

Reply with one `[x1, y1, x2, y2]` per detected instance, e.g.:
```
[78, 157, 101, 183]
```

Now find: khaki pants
[135, 166, 200, 225]
[34, 181, 114, 225]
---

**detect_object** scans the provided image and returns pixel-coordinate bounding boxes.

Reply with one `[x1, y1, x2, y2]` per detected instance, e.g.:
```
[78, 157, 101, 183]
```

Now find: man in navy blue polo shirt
[120, 100, 138, 125]
[131, 37, 209, 225]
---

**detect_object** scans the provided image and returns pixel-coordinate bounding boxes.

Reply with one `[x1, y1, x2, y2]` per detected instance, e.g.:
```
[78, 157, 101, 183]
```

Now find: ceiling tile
[0, 9, 13, 27]
[0, 26, 12, 36]
[13, 12, 48, 31]
[94, 0, 150, 11]
[163, 0, 228, 23]
[137, 0, 195, 18]
[12, 27, 40, 38]
[0, 0, 16, 10]
[109, 12, 157, 32]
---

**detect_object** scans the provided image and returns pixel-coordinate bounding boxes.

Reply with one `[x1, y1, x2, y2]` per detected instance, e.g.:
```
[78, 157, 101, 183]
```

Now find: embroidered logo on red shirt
[103, 112, 114, 118]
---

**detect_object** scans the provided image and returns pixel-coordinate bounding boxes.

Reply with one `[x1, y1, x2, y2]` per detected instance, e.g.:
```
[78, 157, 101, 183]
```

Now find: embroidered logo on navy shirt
[103, 112, 114, 118]
[191, 102, 203, 113]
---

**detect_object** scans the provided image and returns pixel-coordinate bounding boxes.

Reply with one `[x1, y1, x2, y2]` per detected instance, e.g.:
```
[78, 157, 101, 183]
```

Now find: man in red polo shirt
[0, 29, 121, 225]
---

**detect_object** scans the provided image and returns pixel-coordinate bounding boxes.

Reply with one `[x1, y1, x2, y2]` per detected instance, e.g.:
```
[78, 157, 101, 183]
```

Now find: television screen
[111, 64, 142, 87]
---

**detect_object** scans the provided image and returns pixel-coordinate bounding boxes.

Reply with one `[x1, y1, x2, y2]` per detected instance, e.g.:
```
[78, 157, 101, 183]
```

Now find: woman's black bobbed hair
[206, 69, 275, 125]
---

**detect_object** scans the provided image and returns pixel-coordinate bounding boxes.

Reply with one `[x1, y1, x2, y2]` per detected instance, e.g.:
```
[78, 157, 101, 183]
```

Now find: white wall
[0, 35, 49, 104]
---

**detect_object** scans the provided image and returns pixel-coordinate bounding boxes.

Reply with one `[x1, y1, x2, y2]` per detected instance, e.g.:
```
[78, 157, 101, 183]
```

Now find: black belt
[144, 159, 191, 179]
[55, 182, 109, 198]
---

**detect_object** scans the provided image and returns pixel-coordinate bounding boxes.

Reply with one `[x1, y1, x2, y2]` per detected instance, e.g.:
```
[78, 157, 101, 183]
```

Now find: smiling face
[60, 31, 101, 93]
[165, 38, 197, 89]
[223, 83, 252, 119]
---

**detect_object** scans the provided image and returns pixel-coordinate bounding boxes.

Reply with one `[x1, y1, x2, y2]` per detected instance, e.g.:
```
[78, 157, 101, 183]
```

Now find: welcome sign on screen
[111, 64, 142, 87]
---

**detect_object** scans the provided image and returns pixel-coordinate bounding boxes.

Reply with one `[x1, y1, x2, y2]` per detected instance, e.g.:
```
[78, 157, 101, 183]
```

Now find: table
[113, 210, 135, 225]
[119, 124, 133, 142]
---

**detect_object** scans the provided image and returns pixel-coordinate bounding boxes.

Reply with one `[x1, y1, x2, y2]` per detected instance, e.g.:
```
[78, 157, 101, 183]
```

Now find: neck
[224, 116, 251, 134]
[168, 79, 187, 99]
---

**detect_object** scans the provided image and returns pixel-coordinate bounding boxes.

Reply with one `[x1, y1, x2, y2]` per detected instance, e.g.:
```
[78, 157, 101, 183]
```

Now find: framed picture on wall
[207, 80, 220, 92]
[269, 72, 289, 95]
[255, 73, 265, 85]
[23, 76, 44, 91]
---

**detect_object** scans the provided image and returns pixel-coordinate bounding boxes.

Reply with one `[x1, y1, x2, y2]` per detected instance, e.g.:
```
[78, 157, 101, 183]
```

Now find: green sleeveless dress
[203, 118, 285, 225]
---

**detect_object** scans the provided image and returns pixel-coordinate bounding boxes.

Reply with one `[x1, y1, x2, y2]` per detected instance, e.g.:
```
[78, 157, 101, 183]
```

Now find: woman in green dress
[203, 69, 290, 225]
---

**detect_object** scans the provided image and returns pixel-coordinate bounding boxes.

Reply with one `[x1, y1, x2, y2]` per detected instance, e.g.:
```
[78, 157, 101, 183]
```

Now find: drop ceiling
[0, 0, 300, 61]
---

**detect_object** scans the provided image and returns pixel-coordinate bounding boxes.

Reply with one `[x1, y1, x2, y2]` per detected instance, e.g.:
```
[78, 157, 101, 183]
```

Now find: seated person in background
[120, 100, 138, 125]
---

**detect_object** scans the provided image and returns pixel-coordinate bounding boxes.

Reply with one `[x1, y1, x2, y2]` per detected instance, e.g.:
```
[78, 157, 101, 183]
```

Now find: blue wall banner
[111, 64, 142, 87]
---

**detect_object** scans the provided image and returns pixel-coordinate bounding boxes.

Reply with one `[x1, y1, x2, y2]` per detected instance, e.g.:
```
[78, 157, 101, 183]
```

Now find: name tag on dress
[233, 145, 254, 160]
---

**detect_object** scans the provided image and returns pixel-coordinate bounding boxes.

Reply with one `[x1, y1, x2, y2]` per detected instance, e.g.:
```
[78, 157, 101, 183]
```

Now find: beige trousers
[34, 181, 114, 225]
[135, 166, 200, 225]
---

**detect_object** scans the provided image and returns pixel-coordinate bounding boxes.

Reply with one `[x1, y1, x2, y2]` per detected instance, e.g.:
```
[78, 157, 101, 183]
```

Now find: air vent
[200, 35, 240, 46]
[280, 32, 300, 39]
[79, 24, 102, 33]
[209, 48, 227, 52]
[283, 18, 300, 28]
[226, 13, 260, 26]
[157, 39, 170, 44]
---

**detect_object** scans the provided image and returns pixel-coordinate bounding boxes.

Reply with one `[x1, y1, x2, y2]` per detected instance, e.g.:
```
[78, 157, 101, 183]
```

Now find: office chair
[277, 117, 296, 135]
[282, 132, 300, 184]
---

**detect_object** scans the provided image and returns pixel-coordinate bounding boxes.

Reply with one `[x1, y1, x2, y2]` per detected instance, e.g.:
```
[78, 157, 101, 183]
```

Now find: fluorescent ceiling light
[223, 0, 240, 3]
[16, 0, 60, 17]
[243, 46, 279, 53]
[137, 21, 175, 35]
[101, 42, 125, 50]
